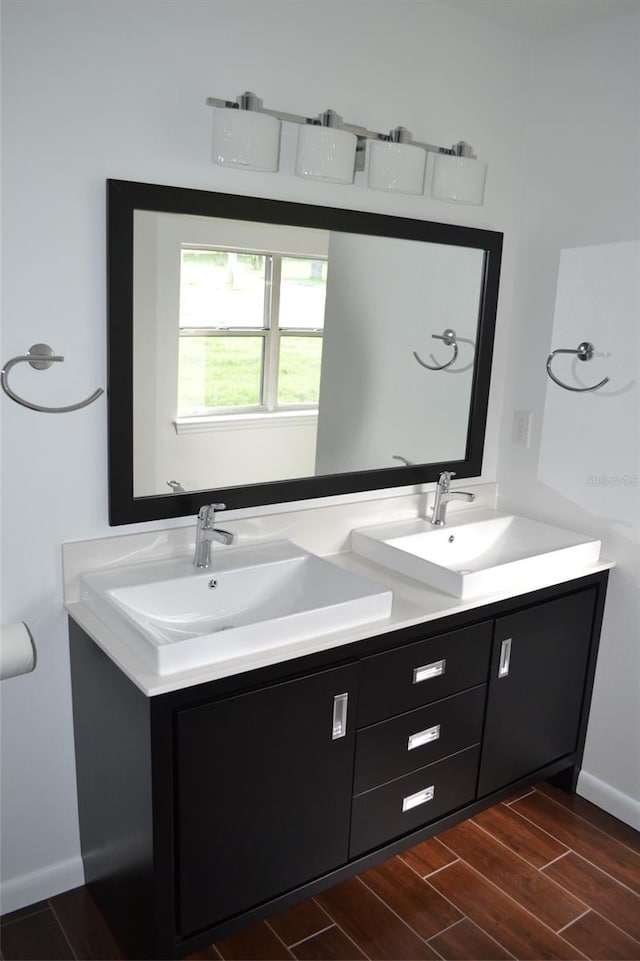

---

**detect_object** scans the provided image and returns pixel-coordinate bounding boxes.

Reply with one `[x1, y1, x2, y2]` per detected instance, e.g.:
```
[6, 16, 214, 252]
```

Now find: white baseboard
[0, 856, 85, 915]
[577, 770, 640, 831]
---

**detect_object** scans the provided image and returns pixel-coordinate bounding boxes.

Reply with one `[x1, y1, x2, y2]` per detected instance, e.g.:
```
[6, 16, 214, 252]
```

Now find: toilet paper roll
[1, 622, 37, 680]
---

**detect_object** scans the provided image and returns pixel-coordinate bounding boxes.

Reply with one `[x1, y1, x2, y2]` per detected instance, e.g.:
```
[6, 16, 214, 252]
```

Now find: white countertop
[66, 548, 614, 697]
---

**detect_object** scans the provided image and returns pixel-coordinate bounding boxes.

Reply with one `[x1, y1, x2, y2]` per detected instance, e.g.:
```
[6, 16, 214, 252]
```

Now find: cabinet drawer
[350, 745, 480, 858]
[354, 685, 486, 795]
[358, 622, 492, 727]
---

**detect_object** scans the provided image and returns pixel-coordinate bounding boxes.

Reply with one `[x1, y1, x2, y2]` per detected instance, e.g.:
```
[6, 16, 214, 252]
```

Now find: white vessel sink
[80, 540, 392, 674]
[352, 510, 601, 599]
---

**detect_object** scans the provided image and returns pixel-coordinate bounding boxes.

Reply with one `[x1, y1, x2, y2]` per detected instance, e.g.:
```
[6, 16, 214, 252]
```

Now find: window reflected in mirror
[177, 249, 326, 418]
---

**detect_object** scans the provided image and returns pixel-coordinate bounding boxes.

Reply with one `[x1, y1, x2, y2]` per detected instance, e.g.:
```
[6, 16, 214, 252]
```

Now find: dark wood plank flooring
[2, 784, 639, 961]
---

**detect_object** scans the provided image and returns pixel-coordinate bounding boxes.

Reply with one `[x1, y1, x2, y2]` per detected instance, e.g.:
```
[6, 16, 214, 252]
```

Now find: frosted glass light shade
[368, 140, 426, 195]
[211, 107, 281, 171]
[295, 125, 357, 183]
[431, 153, 487, 205]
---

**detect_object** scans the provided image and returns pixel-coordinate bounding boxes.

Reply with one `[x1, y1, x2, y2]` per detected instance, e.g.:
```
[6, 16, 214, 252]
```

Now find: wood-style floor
[2, 783, 640, 961]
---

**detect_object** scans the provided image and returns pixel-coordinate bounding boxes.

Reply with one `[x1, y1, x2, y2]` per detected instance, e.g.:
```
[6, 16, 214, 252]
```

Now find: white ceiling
[436, 0, 640, 35]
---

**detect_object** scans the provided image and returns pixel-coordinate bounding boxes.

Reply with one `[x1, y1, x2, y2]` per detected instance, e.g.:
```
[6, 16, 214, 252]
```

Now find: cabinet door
[176, 662, 358, 936]
[478, 589, 596, 797]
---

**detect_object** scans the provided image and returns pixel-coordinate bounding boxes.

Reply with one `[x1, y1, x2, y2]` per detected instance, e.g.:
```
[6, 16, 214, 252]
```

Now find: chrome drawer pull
[402, 784, 435, 812]
[413, 659, 446, 684]
[498, 638, 512, 678]
[407, 724, 440, 751]
[332, 692, 349, 740]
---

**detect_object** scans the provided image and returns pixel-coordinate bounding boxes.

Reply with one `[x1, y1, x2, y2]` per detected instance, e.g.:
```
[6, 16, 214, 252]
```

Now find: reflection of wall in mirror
[539, 240, 639, 506]
[315, 233, 484, 473]
[132, 211, 327, 496]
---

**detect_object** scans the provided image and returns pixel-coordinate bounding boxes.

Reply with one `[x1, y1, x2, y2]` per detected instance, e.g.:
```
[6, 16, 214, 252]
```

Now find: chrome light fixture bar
[206, 92, 487, 204]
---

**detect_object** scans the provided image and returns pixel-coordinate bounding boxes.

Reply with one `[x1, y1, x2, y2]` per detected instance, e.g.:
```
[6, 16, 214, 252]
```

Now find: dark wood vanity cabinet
[176, 663, 358, 935]
[69, 571, 608, 960]
[478, 589, 597, 797]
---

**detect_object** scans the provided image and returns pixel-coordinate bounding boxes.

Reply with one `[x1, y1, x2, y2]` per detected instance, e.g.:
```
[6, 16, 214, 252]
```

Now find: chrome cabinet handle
[498, 638, 512, 678]
[332, 692, 349, 740]
[413, 658, 446, 684]
[402, 784, 435, 812]
[407, 724, 441, 751]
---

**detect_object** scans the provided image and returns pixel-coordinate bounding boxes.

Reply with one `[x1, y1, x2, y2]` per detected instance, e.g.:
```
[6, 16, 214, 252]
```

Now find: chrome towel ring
[1, 343, 104, 413]
[413, 328, 459, 370]
[546, 341, 609, 393]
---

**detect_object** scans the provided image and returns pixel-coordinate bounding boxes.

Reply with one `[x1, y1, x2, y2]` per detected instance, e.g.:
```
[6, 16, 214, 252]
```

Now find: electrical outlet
[511, 410, 532, 447]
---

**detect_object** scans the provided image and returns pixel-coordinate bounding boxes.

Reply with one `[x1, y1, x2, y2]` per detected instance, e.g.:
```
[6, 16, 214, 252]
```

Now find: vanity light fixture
[210, 91, 281, 172]
[206, 92, 488, 204]
[431, 142, 487, 206]
[296, 110, 358, 184]
[368, 127, 427, 196]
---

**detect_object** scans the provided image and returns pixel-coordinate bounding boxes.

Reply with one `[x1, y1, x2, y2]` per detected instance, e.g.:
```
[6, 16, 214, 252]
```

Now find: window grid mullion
[264, 255, 281, 412]
[179, 329, 268, 337]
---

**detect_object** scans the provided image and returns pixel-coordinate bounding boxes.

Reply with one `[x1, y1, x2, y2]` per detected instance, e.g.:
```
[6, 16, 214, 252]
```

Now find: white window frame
[177, 246, 326, 423]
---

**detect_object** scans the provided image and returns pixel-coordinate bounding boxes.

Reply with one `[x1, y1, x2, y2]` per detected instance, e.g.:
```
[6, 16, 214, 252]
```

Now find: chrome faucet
[430, 471, 475, 526]
[193, 503, 235, 568]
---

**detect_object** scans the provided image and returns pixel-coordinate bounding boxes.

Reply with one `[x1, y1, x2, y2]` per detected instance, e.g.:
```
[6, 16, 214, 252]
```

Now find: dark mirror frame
[107, 179, 503, 526]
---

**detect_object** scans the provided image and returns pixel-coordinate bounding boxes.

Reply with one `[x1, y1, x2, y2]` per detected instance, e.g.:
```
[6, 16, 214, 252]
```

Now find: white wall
[496, 9, 640, 827]
[0, 0, 572, 912]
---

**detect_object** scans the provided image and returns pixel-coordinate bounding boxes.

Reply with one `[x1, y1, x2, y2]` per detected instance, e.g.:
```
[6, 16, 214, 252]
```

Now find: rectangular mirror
[108, 180, 503, 525]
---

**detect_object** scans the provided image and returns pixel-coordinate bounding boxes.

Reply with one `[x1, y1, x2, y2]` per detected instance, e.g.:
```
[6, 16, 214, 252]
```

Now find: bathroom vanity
[87, 181, 612, 959]
[68, 545, 609, 960]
